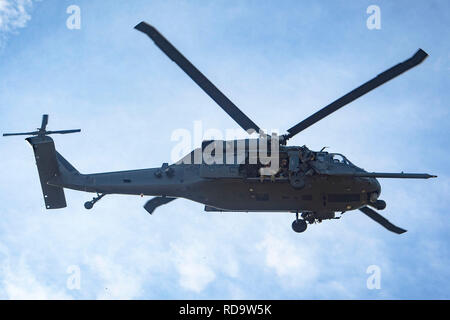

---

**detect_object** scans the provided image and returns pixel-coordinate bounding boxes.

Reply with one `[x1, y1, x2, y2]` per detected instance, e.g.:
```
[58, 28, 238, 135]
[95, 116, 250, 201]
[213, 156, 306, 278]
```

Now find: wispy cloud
[0, 245, 71, 299]
[0, 0, 33, 46]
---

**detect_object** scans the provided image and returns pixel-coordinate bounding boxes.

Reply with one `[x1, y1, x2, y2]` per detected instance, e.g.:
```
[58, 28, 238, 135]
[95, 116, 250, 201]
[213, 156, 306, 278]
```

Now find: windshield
[330, 153, 354, 166]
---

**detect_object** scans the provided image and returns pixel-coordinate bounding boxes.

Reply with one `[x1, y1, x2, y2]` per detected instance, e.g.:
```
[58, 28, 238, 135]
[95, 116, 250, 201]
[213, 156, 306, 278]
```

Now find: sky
[0, 0, 449, 299]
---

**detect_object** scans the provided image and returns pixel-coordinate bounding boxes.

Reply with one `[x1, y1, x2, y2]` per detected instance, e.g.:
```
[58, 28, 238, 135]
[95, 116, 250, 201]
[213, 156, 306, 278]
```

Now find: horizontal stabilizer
[143, 196, 176, 214]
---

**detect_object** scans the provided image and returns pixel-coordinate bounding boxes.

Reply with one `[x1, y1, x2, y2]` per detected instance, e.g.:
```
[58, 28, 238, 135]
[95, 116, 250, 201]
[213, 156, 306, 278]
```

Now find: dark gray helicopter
[3, 22, 436, 234]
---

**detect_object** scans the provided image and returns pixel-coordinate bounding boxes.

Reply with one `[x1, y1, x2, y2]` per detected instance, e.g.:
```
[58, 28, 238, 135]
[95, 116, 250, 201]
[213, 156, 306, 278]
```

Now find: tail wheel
[84, 201, 94, 210]
[292, 219, 307, 233]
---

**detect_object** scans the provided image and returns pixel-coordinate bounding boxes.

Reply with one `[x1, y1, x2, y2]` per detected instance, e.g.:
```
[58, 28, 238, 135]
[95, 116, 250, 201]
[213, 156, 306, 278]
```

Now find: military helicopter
[3, 22, 436, 234]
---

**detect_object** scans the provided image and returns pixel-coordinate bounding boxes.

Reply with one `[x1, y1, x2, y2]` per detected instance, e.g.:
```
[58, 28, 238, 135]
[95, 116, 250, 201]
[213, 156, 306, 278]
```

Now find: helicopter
[3, 21, 436, 234]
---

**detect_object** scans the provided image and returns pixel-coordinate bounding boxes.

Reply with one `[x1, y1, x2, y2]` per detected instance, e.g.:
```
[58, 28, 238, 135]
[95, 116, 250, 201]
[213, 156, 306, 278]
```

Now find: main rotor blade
[46, 129, 81, 134]
[3, 131, 38, 137]
[285, 49, 428, 140]
[40, 114, 49, 130]
[135, 22, 260, 134]
[359, 206, 407, 234]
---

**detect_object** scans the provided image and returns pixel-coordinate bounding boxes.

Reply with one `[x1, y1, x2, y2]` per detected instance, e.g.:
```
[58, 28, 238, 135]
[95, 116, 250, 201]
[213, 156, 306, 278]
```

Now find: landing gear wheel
[84, 193, 106, 210]
[84, 201, 94, 210]
[292, 219, 307, 233]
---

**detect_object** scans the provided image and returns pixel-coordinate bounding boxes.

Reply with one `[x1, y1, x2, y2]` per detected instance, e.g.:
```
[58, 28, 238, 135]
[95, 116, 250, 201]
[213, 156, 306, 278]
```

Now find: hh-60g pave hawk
[4, 22, 436, 234]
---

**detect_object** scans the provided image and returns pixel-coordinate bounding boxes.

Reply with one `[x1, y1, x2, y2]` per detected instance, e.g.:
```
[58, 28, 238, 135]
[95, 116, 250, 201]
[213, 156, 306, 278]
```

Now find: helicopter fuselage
[53, 145, 381, 216]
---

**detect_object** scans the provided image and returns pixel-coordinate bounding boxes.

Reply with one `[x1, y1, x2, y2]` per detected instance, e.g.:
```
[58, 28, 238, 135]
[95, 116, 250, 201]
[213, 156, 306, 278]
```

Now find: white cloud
[171, 242, 216, 293]
[87, 255, 143, 299]
[257, 233, 319, 288]
[0, 245, 72, 299]
[0, 0, 33, 43]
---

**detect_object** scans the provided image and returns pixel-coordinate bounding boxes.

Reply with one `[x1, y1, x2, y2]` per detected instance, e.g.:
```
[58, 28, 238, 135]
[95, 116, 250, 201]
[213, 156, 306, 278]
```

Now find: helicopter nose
[374, 178, 381, 194]
[368, 178, 381, 201]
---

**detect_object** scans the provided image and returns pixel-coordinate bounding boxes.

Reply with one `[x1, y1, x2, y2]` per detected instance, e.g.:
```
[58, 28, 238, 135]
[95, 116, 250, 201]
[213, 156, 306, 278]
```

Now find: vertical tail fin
[26, 136, 67, 209]
[3, 114, 81, 209]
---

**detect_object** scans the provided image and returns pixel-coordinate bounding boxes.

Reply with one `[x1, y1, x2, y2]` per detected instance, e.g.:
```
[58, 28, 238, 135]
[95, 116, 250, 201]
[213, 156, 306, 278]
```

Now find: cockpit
[314, 152, 354, 166]
[329, 153, 355, 166]
[175, 143, 358, 181]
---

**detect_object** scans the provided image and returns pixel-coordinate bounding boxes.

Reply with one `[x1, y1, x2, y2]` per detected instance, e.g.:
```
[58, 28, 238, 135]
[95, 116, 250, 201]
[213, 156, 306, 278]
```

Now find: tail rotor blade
[46, 129, 81, 135]
[3, 115, 80, 137]
[3, 131, 38, 137]
[359, 206, 407, 234]
[40, 114, 49, 130]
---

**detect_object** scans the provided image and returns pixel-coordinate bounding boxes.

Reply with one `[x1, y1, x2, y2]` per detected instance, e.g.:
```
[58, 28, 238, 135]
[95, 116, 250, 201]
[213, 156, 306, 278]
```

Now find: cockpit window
[330, 153, 354, 166]
[332, 154, 345, 163]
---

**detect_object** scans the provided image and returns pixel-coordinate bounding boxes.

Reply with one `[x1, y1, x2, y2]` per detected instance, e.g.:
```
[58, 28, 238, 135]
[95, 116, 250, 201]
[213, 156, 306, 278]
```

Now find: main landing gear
[292, 212, 308, 233]
[84, 193, 106, 210]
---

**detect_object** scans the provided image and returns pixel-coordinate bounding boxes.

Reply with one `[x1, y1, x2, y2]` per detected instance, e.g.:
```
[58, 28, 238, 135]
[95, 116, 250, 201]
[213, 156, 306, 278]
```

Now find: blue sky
[0, 0, 449, 299]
